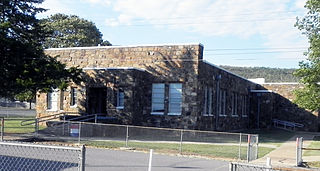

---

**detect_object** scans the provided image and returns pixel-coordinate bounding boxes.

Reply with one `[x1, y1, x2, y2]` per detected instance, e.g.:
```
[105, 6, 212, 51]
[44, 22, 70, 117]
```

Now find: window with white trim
[203, 86, 213, 116]
[231, 92, 238, 116]
[219, 89, 226, 116]
[116, 89, 124, 109]
[60, 91, 64, 110]
[242, 95, 248, 117]
[151, 83, 165, 114]
[168, 83, 182, 115]
[70, 88, 77, 107]
[47, 89, 58, 111]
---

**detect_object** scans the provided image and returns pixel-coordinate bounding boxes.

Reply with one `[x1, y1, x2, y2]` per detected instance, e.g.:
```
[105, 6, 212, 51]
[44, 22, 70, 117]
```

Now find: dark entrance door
[88, 88, 107, 114]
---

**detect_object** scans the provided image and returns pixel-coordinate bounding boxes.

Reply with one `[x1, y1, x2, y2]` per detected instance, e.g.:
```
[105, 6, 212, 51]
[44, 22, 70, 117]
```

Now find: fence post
[229, 163, 233, 171]
[255, 135, 259, 160]
[247, 134, 251, 162]
[34, 118, 39, 137]
[148, 149, 153, 171]
[62, 115, 65, 136]
[1, 118, 4, 141]
[296, 137, 303, 166]
[266, 157, 271, 171]
[239, 133, 242, 160]
[179, 129, 183, 154]
[125, 125, 129, 147]
[78, 122, 82, 145]
[80, 145, 86, 171]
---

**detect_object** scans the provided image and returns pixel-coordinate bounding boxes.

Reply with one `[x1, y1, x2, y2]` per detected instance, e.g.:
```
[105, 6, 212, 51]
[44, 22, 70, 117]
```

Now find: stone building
[36, 43, 319, 131]
[261, 83, 319, 131]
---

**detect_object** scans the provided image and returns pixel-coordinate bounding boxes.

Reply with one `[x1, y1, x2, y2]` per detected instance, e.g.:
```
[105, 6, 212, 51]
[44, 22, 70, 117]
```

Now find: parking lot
[86, 148, 229, 171]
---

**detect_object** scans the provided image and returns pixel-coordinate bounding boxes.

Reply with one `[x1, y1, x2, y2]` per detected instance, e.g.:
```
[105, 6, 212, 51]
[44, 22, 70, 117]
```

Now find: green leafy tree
[41, 13, 111, 48]
[0, 0, 82, 99]
[294, 0, 320, 112]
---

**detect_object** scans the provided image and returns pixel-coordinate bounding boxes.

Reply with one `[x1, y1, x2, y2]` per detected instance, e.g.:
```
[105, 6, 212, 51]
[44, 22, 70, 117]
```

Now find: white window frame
[47, 89, 59, 111]
[151, 83, 165, 115]
[168, 83, 182, 116]
[232, 92, 238, 117]
[203, 86, 213, 116]
[242, 95, 248, 117]
[70, 87, 77, 108]
[60, 90, 64, 111]
[219, 89, 226, 116]
[116, 89, 124, 110]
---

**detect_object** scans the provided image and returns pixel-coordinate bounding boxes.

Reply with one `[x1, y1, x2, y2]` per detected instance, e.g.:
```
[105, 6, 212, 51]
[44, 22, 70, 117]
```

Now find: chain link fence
[38, 121, 259, 161]
[0, 117, 39, 142]
[0, 141, 85, 171]
[230, 162, 275, 171]
[230, 162, 317, 171]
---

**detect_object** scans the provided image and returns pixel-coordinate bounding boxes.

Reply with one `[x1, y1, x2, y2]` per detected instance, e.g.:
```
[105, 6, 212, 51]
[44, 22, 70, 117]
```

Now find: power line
[107, 17, 296, 27]
[204, 47, 308, 51]
[94, 9, 304, 22]
[204, 50, 304, 56]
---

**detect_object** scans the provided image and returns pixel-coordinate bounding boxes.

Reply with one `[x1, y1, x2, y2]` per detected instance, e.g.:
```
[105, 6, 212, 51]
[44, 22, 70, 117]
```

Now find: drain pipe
[215, 74, 221, 130]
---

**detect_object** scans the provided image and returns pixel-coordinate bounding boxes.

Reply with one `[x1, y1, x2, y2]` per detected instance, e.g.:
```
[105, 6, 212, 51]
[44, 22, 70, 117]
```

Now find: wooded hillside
[220, 66, 299, 83]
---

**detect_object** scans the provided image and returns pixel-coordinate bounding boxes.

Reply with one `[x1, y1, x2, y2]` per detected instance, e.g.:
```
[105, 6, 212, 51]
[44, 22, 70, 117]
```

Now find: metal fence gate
[0, 141, 85, 171]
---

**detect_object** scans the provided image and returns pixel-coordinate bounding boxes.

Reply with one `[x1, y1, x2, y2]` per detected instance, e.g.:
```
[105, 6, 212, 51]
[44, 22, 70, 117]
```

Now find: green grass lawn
[304, 141, 320, 156]
[2, 118, 46, 134]
[81, 129, 297, 160]
[84, 140, 274, 160]
[307, 161, 320, 168]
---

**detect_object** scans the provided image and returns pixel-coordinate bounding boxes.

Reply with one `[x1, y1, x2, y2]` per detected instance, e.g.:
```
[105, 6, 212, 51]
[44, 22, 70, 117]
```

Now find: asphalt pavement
[86, 148, 229, 171]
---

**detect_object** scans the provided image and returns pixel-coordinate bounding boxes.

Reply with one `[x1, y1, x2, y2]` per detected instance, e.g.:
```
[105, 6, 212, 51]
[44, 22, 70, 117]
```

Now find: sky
[37, 0, 309, 68]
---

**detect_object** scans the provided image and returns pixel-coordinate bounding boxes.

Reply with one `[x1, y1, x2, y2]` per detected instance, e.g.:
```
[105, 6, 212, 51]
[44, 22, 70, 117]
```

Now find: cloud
[105, 0, 308, 59]
[36, 0, 75, 18]
[81, 0, 112, 6]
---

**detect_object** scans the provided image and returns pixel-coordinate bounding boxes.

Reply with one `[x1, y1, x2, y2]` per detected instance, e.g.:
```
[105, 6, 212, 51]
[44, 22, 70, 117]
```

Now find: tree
[0, 0, 82, 99]
[41, 13, 111, 48]
[294, 0, 320, 112]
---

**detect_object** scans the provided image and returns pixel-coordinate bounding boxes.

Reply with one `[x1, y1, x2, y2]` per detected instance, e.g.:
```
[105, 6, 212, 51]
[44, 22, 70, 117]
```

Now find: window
[231, 92, 238, 117]
[219, 89, 226, 116]
[242, 95, 248, 117]
[47, 90, 58, 111]
[60, 91, 64, 110]
[168, 83, 182, 115]
[151, 84, 165, 114]
[117, 89, 124, 109]
[70, 88, 77, 107]
[203, 86, 213, 116]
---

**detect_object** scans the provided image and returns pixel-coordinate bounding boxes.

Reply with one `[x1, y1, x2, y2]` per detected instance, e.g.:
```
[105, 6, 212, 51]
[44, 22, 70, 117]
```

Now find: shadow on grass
[243, 128, 295, 146]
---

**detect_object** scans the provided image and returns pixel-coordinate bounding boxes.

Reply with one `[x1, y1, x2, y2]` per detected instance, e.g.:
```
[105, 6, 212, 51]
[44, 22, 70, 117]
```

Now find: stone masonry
[36, 43, 319, 132]
[262, 83, 319, 131]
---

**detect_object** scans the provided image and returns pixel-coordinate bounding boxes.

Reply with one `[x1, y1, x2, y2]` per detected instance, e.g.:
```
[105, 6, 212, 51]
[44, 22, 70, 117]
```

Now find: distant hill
[219, 66, 300, 83]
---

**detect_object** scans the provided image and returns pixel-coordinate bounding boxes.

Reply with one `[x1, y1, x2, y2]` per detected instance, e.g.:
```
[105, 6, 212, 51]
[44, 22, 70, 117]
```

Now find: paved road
[86, 148, 229, 171]
[0, 108, 36, 117]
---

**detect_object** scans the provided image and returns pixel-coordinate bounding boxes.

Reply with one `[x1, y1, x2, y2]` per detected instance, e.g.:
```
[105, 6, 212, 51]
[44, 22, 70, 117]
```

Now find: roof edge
[45, 43, 203, 51]
[202, 60, 256, 85]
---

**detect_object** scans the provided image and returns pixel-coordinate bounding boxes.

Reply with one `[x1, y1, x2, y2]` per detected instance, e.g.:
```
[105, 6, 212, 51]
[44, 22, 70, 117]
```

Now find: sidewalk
[253, 132, 319, 167]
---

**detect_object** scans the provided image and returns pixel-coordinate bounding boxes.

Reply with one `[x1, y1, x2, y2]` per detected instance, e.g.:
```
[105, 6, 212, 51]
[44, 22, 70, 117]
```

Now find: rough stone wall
[36, 84, 83, 118]
[197, 62, 258, 131]
[38, 44, 202, 129]
[94, 69, 150, 125]
[262, 83, 319, 131]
